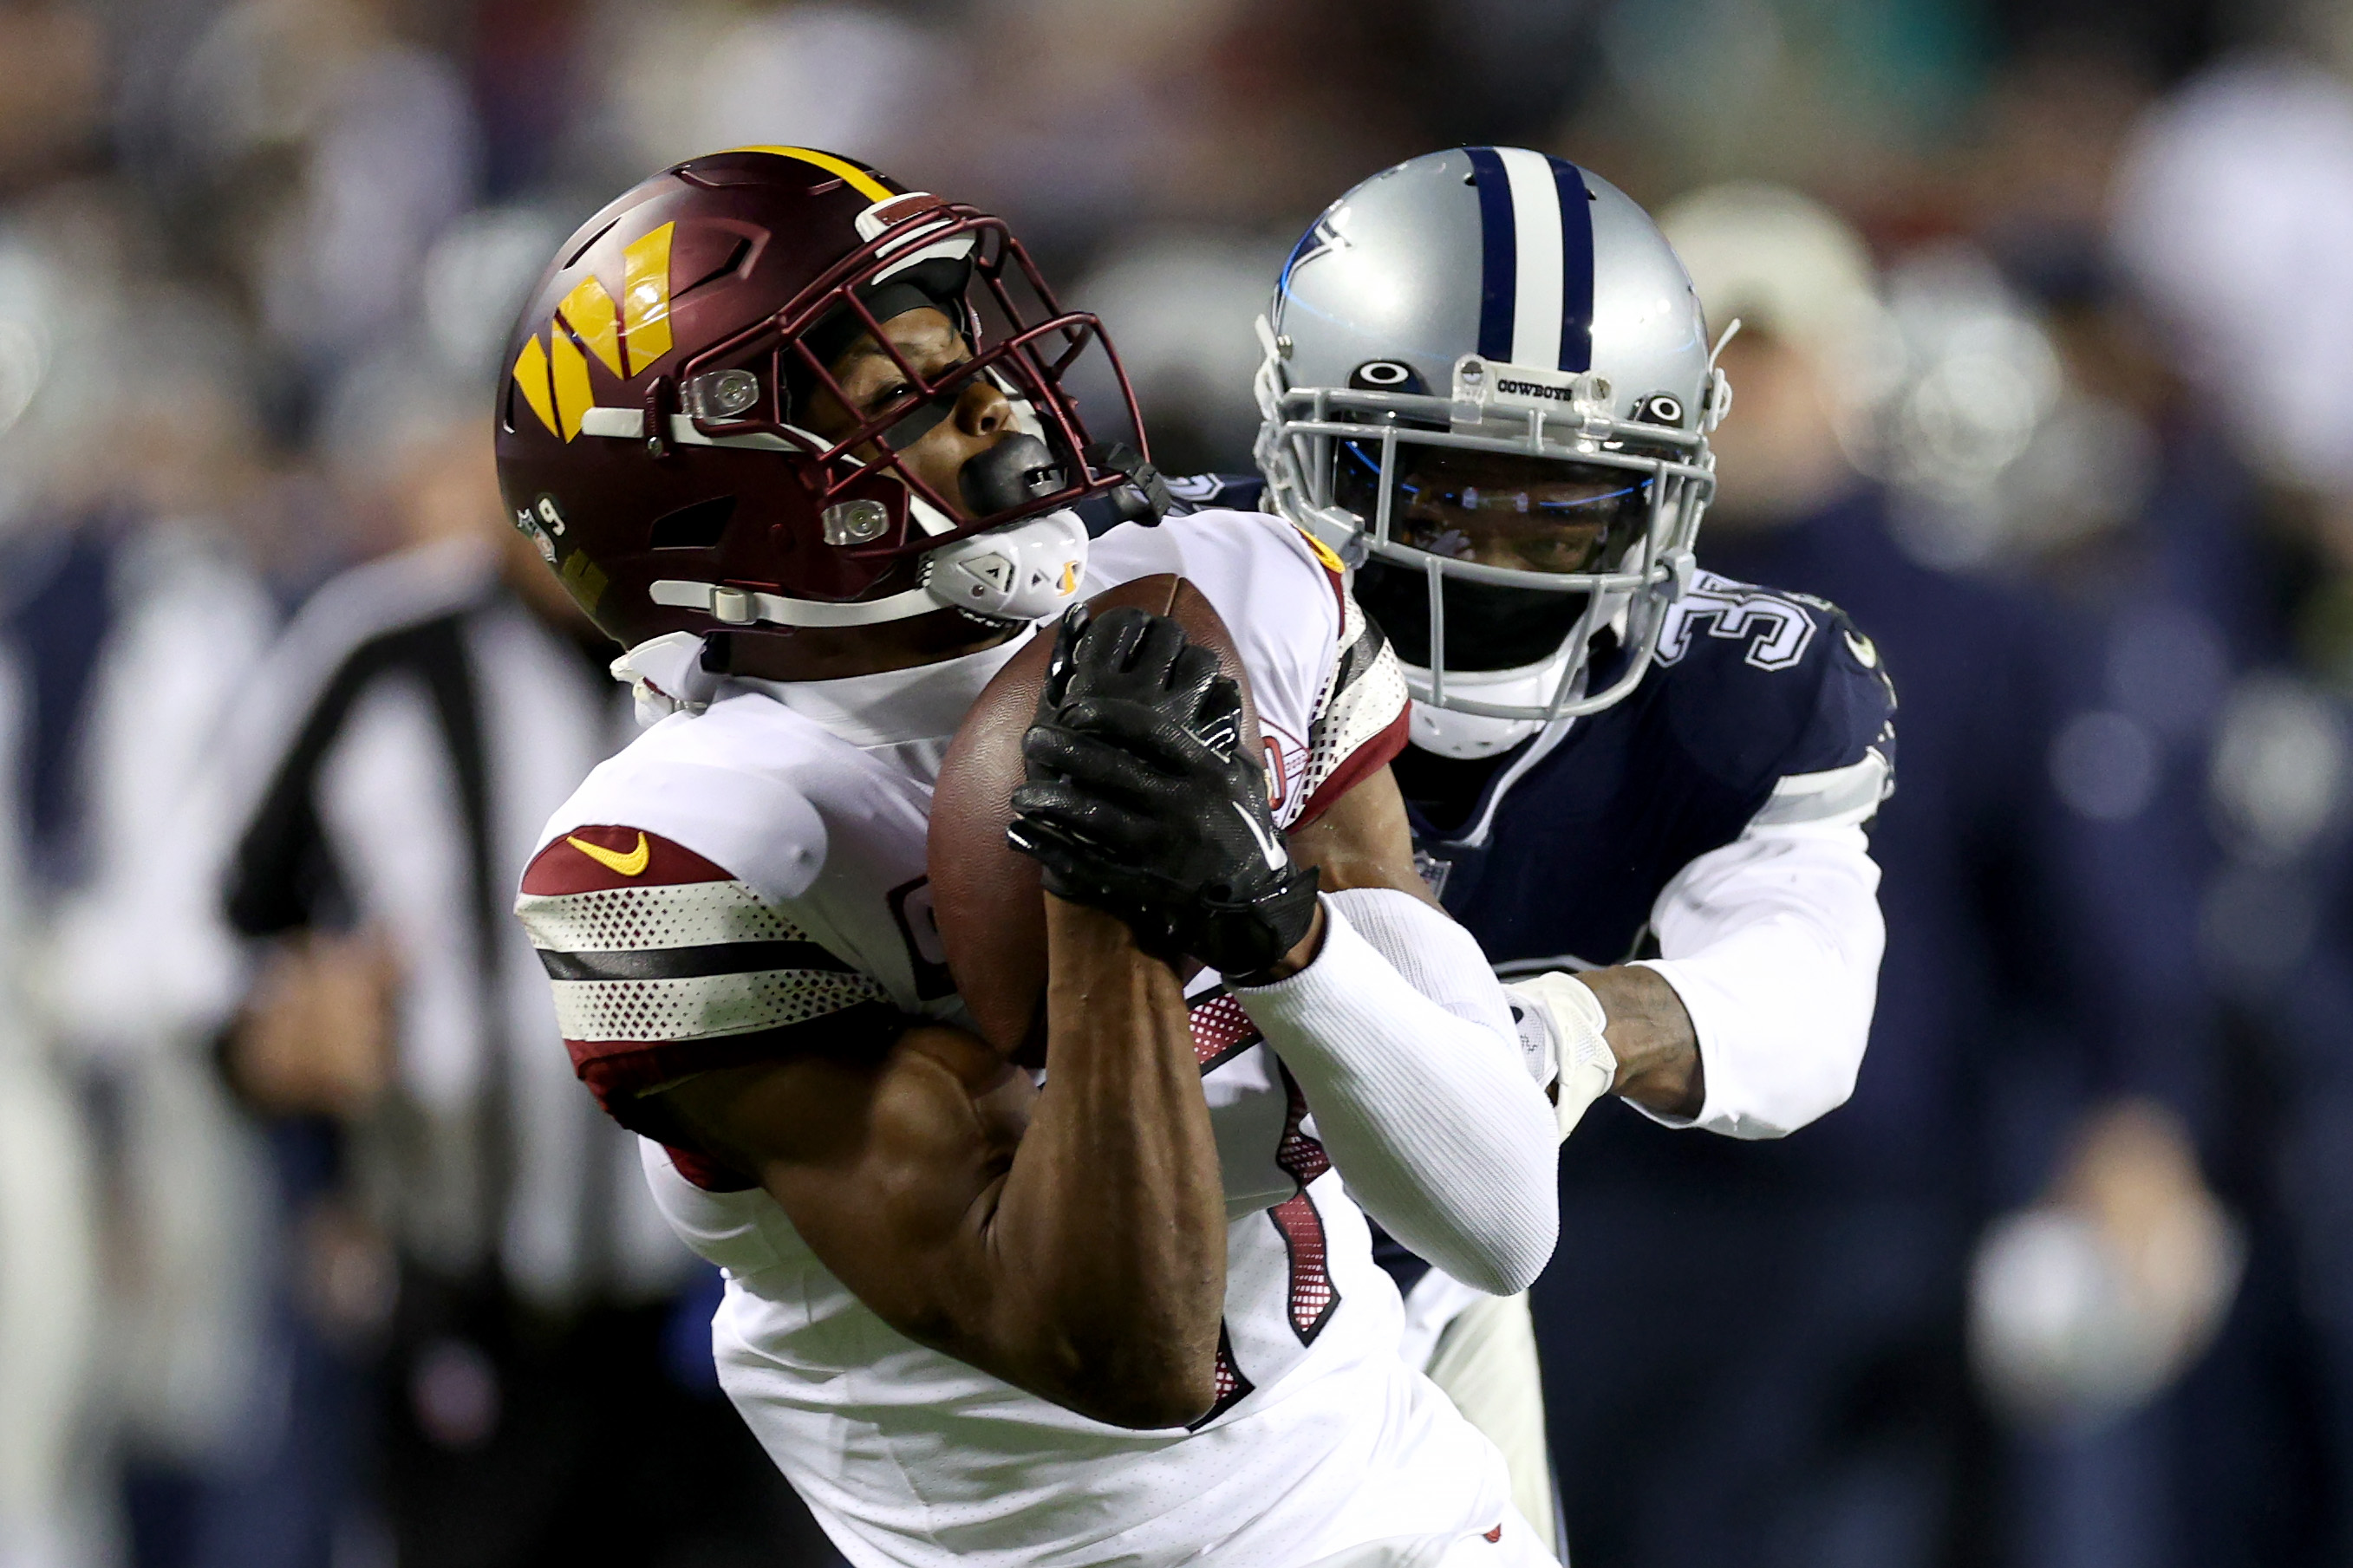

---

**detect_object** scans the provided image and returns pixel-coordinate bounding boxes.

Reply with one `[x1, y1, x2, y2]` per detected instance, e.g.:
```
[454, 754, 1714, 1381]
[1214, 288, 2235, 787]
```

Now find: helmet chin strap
[650, 412, 1091, 633]
[647, 507, 1090, 630]
[1403, 646, 1581, 759]
[918, 508, 1090, 622]
[1400, 580, 1639, 758]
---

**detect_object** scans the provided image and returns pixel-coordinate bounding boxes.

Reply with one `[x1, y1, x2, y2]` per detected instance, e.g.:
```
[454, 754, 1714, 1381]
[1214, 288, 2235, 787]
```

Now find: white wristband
[1502, 972, 1617, 1140]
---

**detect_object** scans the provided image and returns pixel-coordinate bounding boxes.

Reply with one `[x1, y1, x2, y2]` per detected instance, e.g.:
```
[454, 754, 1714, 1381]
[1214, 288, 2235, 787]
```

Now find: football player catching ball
[500, 147, 1564, 1567]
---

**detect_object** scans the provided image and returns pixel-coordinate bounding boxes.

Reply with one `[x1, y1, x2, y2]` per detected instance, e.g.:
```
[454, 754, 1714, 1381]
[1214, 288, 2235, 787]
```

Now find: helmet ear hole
[648, 495, 737, 550]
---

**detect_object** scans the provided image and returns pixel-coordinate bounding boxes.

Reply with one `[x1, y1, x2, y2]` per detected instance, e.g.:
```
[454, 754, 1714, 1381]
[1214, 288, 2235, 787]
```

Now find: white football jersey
[515, 511, 1545, 1568]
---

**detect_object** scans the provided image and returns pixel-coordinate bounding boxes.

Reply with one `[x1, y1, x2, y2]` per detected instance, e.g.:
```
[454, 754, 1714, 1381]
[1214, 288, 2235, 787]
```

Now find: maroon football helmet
[493, 146, 1150, 649]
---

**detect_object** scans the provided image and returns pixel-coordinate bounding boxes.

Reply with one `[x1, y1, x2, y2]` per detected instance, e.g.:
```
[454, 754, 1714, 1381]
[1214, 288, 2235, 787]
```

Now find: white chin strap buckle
[644, 510, 1091, 633]
[920, 509, 1089, 622]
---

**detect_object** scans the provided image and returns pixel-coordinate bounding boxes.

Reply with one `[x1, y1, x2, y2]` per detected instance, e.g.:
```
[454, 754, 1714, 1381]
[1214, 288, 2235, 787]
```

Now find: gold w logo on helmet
[512, 222, 675, 441]
[509, 147, 902, 443]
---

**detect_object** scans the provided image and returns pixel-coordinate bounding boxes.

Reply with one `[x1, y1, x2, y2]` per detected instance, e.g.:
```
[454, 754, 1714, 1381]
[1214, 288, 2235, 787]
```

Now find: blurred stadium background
[3, 0, 2353, 1565]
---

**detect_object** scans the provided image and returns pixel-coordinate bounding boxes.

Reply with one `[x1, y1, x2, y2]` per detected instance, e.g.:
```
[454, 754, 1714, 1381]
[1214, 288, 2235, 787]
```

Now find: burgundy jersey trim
[1185, 1322, 1256, 1431]
[1268, 1192, 1337, 1344]
[666, 1142, 757, 1193]
[1270, 1062, 1339, 1343]
[1186, 989, 1262, 1074]
[1293, 705, 1411, 828]
[522, 823, 733, 895]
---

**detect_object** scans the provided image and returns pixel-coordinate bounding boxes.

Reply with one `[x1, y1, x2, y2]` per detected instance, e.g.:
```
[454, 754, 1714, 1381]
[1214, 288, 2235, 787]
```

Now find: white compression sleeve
[1634, 819, 1884, 1139]
[1233, 888, 1559, 1295]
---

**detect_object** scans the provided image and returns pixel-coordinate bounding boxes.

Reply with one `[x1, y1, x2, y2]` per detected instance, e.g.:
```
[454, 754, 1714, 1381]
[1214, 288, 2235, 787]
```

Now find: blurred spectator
[1067, 229, 1285, 474]
[2102, 47, 2353, 1564]
[0, 994, 99, 1568]
[1557, 0, 1986, 212]
[214, 366, 835, 1566]
[587, 0, 950, 188]
[2112, 55, 2353, 511]
[121, 0, 479, 396]
[0, 2, 101, 194]
[0, 174, 293, 1568]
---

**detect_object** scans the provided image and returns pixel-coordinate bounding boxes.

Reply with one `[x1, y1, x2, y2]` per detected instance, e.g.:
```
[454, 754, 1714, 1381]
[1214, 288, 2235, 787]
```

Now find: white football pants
[1402, 1272, 1562, 1562]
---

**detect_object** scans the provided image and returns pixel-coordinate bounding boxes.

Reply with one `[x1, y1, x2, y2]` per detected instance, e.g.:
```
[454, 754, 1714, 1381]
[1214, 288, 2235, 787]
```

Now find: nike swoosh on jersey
[1232, 801, 1288, 871]
[567, 830, 650, 876]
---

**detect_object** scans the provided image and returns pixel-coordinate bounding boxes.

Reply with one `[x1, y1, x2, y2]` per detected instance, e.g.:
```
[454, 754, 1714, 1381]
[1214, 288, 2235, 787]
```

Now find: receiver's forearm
[987, 895, 1225, 1426]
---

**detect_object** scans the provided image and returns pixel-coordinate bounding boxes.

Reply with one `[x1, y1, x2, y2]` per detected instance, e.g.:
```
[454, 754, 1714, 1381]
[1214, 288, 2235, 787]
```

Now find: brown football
[928, 574, 1260, 1056]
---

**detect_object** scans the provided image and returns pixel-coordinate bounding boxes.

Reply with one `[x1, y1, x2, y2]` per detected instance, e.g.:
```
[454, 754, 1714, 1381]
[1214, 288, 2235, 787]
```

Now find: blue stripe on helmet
[1463, 146, 1516, 363]
[1278, 219, 1320, 294]
[1550, 157, 1594, 372]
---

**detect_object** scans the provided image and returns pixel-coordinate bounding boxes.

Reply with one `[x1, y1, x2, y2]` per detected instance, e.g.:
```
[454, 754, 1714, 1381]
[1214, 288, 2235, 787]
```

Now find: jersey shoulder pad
[535, 693, 852, 908]
[1296, 586, 1411, 824]
[1652, 569, 1897, 804]
[1086, 508, 1344, 763]
[516, 816, 889, 1157]
[516, 709, 896, 1163]
[1162, 472, 1269, 515]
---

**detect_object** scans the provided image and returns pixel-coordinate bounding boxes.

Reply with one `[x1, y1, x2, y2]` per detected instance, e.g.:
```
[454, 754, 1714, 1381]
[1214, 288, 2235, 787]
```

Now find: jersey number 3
[1655, 583, 1816, 671]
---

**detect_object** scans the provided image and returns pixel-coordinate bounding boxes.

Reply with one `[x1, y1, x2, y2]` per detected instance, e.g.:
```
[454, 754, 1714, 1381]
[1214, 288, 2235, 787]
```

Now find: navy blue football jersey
[1159, 476, 1897, 968]
[1405, 573, 1897, 969]
[1159, 472, 1274, 517]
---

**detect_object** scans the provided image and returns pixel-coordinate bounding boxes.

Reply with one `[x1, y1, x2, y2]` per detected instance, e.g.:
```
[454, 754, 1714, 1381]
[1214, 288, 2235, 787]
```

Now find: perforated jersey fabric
[518, 875, 808, 953]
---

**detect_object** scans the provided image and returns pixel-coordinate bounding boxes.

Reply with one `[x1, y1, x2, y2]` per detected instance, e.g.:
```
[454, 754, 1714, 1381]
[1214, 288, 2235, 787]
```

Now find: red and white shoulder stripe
[516, 824, 886, 1118]
[1295, 588, 1411, 826]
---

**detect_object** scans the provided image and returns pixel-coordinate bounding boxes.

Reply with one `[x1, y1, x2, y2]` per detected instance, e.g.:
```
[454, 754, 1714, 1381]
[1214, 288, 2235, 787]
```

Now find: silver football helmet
[1255, 147, 1732, 757]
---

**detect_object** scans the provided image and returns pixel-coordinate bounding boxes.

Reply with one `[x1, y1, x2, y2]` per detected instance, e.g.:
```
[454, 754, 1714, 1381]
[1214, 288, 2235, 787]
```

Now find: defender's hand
[1504, 971, 1618, 1140]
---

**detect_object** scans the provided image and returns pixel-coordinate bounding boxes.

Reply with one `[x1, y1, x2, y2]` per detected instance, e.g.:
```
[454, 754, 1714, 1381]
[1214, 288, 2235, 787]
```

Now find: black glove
[1007, 604, 1320, 976]
[1028, 601, 1228, 741]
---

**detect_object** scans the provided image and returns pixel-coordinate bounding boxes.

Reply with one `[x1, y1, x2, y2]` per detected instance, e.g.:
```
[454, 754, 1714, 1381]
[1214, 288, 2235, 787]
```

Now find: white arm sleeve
[1233, 887, 1559, 1295]
[1633, 817, 1885, 1140]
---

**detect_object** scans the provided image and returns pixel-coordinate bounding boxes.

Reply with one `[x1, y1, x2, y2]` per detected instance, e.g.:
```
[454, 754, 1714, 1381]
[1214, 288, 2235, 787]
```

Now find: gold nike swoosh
[567, 831, 649, 876]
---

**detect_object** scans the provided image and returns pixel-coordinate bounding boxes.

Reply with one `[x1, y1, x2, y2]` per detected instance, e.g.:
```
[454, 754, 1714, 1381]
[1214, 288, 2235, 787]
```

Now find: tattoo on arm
[1579, 966, 1704, 1118]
